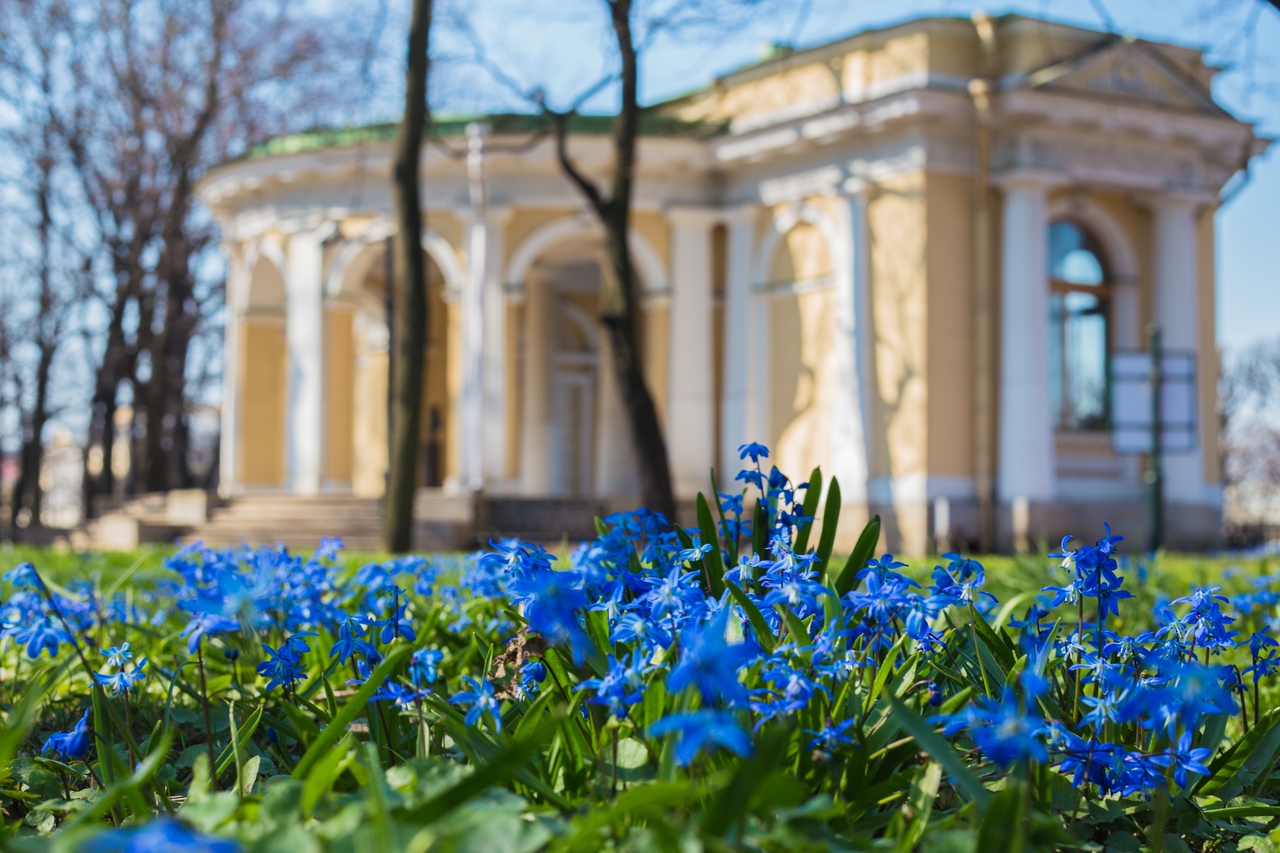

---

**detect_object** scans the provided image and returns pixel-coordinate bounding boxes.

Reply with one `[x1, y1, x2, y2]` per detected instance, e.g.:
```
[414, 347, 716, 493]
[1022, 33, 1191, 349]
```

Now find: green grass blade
[291, 644, 411, 780]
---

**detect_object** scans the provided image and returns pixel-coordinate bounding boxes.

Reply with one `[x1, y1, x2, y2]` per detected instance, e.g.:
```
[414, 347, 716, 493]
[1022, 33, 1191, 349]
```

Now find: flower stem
[196, 642, 217, 789]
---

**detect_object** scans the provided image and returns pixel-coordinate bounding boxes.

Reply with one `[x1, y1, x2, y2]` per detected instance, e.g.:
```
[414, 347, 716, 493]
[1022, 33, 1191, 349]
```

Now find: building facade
[198, 14, 1267, 553]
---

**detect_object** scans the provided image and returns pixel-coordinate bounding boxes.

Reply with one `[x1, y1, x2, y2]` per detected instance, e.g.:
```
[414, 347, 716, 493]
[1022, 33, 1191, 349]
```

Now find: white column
[666, 207, 717, 498]
[830, 179, 874, 504]
[218, 247, 246, 498]
[720, 206, 757, 479]
[285, 224, 333, 495]
[1153, 194, 1208, 505]
[996, 172, 1057, 503]
[519, 276, 552, 494]
[481, 209, 509, 487]
[459, 214, 486, 490]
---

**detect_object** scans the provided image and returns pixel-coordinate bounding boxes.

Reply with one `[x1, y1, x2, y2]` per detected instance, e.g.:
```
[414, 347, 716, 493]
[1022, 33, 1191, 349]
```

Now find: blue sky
[420, 0, 1279, 353]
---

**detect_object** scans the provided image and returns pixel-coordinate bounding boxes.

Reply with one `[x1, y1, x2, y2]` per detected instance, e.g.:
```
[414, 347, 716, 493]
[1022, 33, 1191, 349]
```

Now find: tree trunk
[384, 0, 433, 552]
[566, 0, 676, 520]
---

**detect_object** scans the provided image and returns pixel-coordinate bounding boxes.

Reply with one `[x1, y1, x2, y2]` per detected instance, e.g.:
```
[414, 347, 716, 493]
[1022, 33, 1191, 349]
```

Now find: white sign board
[1110, 350, 1197, 455]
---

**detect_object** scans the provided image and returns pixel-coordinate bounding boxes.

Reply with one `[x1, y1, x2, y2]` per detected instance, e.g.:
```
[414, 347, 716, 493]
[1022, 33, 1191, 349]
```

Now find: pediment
[1026, 40, 1222, 115]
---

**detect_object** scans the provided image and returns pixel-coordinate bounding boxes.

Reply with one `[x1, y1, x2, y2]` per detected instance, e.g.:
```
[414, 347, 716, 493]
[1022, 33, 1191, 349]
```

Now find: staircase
[181, 491, 476, 553]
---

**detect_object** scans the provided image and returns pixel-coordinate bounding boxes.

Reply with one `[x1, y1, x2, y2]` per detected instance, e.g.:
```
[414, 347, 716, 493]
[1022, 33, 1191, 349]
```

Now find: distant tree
[0, 0, 85, 539]
[43, 0, 352, 510]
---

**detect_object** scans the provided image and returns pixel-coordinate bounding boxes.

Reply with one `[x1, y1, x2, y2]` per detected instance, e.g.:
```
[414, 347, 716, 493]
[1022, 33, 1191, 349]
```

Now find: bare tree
[385, 0, 435, 552]
[47, 0, 353, 512]
[460, 0, 775, 520]
[0, 0, 83, 538]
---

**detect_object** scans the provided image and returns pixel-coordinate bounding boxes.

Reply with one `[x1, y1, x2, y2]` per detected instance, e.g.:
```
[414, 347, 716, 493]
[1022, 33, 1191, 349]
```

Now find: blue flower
[737, 442, 769, 463]
[449, 676, 502, 731]
[330, 617, 378, 664]
[2, 562, 39, 589]
[42, 709, 91, 761]
[510, 569, 592, 664]
[666, 607, 753, 707]
[803, 719, 857, 752]
[648, 710, 751, 766]
[97, 658, 149, 697]
[102, 643, 133, 668]
[1152, 730, 1212, 789]
[256, 643, 305, 693]
[79, 816, 240, 853]
[180, 612, 240, 654]
[14, 615, 69, 659]
[410, 648, 444, 686]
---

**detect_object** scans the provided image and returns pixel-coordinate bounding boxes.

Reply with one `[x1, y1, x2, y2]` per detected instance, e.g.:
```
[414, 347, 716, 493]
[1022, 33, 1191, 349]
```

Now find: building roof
[244, 111, 726, 161]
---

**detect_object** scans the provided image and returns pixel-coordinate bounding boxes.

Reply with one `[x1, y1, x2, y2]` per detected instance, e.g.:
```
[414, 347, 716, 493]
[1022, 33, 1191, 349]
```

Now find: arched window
[1048, 221, 1110, 431]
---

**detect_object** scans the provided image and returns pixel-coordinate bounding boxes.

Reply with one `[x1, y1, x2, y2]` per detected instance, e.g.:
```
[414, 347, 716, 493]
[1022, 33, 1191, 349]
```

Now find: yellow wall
[238, 318, 287, 487]
[868, 171, 929, 482]
[768, 222, 834, 285]
[769, 287, 838, 485]
[325, 306, 354, 484]
[925, 172, 974, 478]
[352, 343, 389, 497]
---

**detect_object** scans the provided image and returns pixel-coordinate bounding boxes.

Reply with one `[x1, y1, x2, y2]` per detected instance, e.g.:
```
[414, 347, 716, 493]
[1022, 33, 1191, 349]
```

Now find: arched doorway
[515, 238, 640, 498]
[550, 299, 598, 495]
[327, 233, 457, 496]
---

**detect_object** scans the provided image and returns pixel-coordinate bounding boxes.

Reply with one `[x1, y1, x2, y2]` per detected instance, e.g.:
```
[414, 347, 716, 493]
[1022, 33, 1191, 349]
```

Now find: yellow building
[199, 14, 1266, 553]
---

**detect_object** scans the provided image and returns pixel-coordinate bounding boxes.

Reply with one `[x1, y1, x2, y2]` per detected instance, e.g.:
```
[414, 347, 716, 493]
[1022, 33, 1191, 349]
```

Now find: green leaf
[725, 581, 776, 654]
[291, 643, 411, 781]
[701, 729, 789, 835]
[300, 733, 357, 815]
[215, 702, 264, 780]
[885, 695, 990, 806]
[751, 499, 768, 561]
[400, 718, 556, 825]
[696, 492, 727, 597]
[792, 467, 823, 554]
[1197, 707, 1280, 799]
[831, 515, 880, 595]
[969, 604, 1017, 677]
[975, 778, 1029, 853]
[813, 477, 842, 572]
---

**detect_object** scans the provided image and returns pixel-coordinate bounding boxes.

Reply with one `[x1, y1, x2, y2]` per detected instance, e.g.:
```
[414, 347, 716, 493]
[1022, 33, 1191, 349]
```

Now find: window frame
[1048, 219, 1114, 434]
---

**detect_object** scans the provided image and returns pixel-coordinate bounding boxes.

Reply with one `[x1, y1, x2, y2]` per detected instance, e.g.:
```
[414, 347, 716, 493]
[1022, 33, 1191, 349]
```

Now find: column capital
[838, 176, 878, 201]
[992, 168, 1065, 193]
[717, 203, 760, 226]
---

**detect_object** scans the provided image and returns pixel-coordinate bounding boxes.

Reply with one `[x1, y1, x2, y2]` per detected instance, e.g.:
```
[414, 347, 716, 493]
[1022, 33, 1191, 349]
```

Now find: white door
[551, 366, 595, 495]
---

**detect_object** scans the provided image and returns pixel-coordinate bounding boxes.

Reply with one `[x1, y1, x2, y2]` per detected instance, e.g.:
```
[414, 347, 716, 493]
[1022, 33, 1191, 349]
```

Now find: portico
[200, 15, 1265, 552]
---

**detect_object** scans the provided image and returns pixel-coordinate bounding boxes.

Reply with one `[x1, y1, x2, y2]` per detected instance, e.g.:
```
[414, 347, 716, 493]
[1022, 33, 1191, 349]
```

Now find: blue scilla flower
[510, 569, 592, 664]
[14, 614, 70, 659]
[1152, 730, 1212, 789]
[42, 709, 90, 761]
[803, 718, 857, 752]
[330, 617, 378, 664]
[97, 658, 149, 697]
[1245, 652, 1280, 684]
[667, 606, 753, 708]
[2, 562, 39, 589]
[371, 680, 429, 711]
[519, 660, 546, 697]
[933, 689, 1049, 766]
[79, 816, 240, 853]
[578, 655, 646, 719]
[737, 442, 769, 463]
[102, 642, 133, 668]
[180, 612, 240, 654]
[410, 648, 444, 686]
[450, 676, 502, 731]
[256, 643, 305, 693]
[648, 709, 752, 766]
